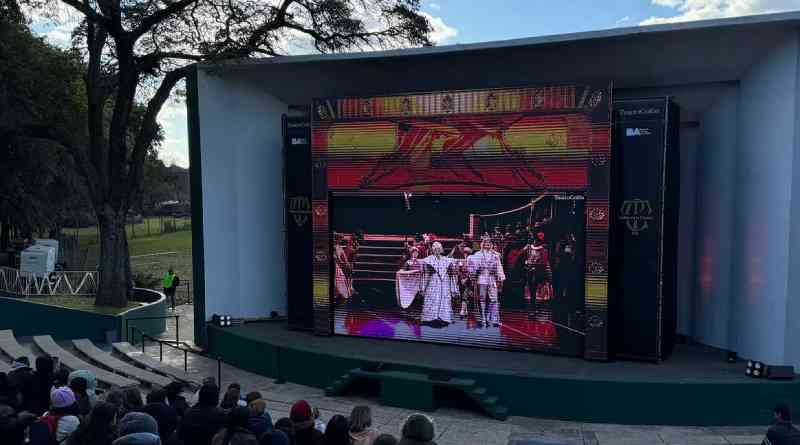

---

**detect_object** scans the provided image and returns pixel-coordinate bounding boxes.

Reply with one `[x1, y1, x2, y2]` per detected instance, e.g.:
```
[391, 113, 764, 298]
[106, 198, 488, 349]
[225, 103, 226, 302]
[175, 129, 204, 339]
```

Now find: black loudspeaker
[610, 98, 680, 362]
[284, 114, 314, 330]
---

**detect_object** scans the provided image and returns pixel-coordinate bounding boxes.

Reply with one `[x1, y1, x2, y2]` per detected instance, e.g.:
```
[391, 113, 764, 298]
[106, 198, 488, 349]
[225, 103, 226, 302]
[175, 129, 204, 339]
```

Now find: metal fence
[0, 267, 98, 296]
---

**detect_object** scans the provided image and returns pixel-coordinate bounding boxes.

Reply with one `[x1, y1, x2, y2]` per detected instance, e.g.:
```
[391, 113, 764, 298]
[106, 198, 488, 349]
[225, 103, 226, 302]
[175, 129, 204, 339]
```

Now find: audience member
[176, 383, 225, 445]
[259, 429, 290, 445]
[104, 390, 128, 419]
[322, 415, 350, 445]
[211, 406, 258, 445]
[67, 401, 119, 445]
[0, 372, 37, 445]
[763, 403, 800, 445]
[7, 356, 34, 408]
[54, 367, 70, 389]
[69, 370, 99, 406]
[349, 406, 378, 445]
[221, 387, 243, 411]
[190, 377, 217, 406]
[143, 389, 179, 442]
[373, 435, 398, 445]
[313, 407, 325, 434]
[164, 382, 189, 418]
[290, 400, 323, 445]
[245, 392, 262, 405]
[113, 412, 161, 445]
[30, 387, 82, 445]
[70, 377, 92, 416]
[28, 356, 55, 415]
[122, 387, 144, 414]
[274, 417, 296, 445]
[399, 414, 435, 445]
[247, 399, 273, 437]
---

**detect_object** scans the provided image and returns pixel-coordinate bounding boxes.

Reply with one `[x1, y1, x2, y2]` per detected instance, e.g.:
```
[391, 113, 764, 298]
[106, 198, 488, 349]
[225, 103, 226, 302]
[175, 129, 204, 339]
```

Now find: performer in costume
[396, 247, 424, 311]
[522, 233, 552, 318]
[420, 241, 458, 326]
[467, 236, 506, 327]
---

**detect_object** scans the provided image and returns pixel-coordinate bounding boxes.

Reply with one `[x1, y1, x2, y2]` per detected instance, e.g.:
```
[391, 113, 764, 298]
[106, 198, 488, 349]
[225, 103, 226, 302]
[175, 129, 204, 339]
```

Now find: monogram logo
[619, 199, 654, 235]
[288, 196, 311, 227]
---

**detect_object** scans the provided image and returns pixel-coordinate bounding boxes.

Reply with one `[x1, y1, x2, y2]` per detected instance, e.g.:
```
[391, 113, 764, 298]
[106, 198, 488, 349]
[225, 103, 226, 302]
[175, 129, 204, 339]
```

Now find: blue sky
[28, 0, 800, 167]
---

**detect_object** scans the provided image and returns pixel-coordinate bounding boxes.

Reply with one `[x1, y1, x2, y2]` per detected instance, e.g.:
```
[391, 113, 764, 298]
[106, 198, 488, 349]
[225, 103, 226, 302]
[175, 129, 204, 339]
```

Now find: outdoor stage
[207, 320, 800, 426]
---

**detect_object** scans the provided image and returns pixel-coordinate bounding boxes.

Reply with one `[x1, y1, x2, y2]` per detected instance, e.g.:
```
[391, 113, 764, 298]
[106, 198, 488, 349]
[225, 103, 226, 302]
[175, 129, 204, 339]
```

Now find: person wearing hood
[69, 370, 98, 406]
[112, 412, 161, 445]
[290, 400, 323, 445]
[29, 387, 82, 445]
[247, 399, 273, 437]
[142, 389, 178, 442]
[69, 377, 92, 416]
[0, 373, 38, 445]
[211, 406, 258, 445]
[399, 414, 436, 445]
[175, 383, 226, 445]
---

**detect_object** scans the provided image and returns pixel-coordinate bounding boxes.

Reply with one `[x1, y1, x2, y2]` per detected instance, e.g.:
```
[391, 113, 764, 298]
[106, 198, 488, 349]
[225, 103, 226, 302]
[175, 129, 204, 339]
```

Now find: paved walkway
[150, 305, 768, 445]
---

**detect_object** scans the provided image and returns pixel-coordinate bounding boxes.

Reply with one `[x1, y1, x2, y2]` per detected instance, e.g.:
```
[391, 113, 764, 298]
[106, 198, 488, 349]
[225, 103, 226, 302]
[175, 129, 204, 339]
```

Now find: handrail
[125, 315, 180, 346]
[129, 325, 221, 386]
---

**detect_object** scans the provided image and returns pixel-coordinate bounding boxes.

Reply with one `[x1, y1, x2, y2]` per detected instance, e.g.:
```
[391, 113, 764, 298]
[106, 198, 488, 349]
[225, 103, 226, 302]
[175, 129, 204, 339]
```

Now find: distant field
[25, 295, 141, 315]
[67, 218, 194, 293]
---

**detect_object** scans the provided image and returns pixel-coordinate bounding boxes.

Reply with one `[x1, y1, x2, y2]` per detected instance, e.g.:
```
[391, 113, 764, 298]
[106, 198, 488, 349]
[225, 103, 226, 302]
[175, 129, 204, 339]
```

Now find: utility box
[34, 239, 59, 263]
[20, 245, 56, 275]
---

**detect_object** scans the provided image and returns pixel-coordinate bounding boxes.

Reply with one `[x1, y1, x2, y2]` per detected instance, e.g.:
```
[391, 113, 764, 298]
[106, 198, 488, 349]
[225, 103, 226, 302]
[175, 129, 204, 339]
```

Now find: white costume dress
[467, 250, 506, 325]
[420, 254, 457, 323]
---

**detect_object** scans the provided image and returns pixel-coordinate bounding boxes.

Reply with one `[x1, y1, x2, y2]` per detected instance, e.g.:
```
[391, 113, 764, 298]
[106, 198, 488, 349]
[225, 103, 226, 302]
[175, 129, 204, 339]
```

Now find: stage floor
[224, 320, 769, 384]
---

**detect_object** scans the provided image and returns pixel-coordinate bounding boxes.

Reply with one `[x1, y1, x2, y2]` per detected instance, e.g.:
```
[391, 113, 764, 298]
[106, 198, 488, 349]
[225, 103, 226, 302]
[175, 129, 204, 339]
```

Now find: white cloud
[616, 16, 631, 25]
[641, 0, 800, 25]
[421, 13, 458, 44]
[157, 98, 190, 168]
[428, 2, 442, 10]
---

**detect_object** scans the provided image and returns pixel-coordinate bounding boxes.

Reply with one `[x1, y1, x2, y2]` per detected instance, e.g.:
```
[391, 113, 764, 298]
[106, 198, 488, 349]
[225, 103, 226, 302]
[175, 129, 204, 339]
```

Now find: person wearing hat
[290, 400, 323, 445]
[29, 386, 82, 445]
[7, 356, 34, 409]
[763, 403, 800, 445]
[211, 406, 258, 445]
[113, 412, 161, 445]
[399, 414, 436, 445]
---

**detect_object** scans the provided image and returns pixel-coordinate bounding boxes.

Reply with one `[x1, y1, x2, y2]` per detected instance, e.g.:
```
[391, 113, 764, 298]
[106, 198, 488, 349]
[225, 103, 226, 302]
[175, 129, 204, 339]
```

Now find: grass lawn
[25, 295, 141, 315]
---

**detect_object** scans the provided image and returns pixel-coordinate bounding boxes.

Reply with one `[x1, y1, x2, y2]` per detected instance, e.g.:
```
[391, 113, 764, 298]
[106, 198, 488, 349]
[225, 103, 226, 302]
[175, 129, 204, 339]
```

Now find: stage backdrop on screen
[311, 84, 612, 359]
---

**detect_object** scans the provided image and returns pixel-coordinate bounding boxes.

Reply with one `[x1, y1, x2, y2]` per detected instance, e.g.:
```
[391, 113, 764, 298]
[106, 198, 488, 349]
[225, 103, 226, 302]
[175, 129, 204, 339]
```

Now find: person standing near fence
[163, 268, 176, 310]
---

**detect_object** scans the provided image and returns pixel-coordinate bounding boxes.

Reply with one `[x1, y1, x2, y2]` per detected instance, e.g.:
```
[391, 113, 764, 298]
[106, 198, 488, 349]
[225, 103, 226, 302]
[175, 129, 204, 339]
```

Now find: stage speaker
[610, 98, 680, 362]
[768, 365, 795, 380]
[284, 114, 314, 330]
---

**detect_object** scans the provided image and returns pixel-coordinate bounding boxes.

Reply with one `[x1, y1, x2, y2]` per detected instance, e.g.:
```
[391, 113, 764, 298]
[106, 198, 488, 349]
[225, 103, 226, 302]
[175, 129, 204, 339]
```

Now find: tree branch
[132, 0, 199, 38]
[59, 0, 118, 36]
[126, 67, 187, 206]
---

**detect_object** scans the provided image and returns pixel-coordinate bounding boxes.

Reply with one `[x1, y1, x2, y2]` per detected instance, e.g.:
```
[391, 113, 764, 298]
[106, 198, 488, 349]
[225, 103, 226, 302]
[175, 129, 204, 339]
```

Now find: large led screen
[311, 84, 612, 358]
[331, 192, 586, 354]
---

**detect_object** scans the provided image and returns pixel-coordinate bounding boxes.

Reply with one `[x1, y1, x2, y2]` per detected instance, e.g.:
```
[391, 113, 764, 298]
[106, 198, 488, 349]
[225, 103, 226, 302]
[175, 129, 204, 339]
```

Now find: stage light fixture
[212, 314, 232, 327]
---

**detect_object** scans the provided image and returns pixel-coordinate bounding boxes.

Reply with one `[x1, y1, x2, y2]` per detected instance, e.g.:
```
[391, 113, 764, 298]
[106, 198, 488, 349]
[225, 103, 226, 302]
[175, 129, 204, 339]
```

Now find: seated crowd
[0, 355, 438, 445]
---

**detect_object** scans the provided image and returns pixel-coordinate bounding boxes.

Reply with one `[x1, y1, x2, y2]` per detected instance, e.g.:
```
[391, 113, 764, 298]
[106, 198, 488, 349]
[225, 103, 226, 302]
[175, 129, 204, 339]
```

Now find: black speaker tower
[284, 113, 314, 330]
[610, 98, 680, 362]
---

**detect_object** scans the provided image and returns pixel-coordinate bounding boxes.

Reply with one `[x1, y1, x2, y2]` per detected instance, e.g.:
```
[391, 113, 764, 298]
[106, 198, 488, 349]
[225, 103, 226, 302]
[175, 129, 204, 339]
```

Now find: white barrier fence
[0, 267, 98, 296]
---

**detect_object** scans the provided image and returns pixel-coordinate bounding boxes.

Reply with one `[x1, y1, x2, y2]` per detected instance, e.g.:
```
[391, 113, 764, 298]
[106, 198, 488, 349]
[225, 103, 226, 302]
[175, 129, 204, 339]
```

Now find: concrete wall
[730, 33, 799, 366]
[693, 86, 738, 349]
[197, 71, 288, 321]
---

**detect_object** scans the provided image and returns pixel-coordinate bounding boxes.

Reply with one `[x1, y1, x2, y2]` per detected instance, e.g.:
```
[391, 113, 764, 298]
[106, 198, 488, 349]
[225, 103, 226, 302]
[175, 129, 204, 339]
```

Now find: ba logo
[291, 137, 308, 145]
[619, 198, 654, 235]
[626, 127, 651, 137]
[288, 196, 311, 227]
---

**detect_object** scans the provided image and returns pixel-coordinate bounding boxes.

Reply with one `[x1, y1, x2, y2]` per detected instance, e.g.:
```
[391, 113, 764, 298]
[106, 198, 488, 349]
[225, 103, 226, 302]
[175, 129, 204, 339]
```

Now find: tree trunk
[95, 209, 131, 307]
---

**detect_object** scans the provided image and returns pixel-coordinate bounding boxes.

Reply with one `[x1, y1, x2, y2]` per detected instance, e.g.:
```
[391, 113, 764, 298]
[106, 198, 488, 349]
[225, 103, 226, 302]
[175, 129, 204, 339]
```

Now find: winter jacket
[294, 424, 324, 445]
[247, 413, 273, 438]
[112, 432, 162, 445]
[143, 402, 179, 441]
[175, 404, 226, 445]
[763, 421, 800, 445]
[211, 427, 259, 445]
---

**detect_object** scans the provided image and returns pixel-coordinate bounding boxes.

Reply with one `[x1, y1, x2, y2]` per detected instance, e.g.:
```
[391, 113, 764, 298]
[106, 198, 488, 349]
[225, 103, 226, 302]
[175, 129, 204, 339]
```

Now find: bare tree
[22, 0, 432, 306]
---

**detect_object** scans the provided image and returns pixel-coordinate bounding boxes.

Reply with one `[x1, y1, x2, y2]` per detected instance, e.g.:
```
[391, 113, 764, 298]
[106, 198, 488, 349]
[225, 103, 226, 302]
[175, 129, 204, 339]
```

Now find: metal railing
[0, 266, 98, 296]
[129, 325, 221, 386]
[125, 315, 181, 346]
